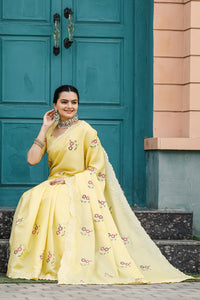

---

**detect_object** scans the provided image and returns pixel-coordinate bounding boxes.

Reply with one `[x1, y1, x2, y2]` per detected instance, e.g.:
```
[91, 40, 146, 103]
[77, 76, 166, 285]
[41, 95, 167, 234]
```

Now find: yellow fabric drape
[7, 121, 191, 284]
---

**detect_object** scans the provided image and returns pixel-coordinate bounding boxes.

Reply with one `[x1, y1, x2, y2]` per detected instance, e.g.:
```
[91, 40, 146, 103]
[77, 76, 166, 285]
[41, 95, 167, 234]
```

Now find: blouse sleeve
[41, 123, 55, 156]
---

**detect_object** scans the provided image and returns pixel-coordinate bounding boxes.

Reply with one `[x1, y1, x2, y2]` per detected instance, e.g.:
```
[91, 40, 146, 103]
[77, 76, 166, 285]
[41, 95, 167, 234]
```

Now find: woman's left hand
[49, 178, 65, 185]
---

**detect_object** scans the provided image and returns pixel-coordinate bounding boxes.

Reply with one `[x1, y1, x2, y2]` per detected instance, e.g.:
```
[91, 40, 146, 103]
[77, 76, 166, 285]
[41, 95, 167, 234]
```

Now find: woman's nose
[67, 102, 72, 108]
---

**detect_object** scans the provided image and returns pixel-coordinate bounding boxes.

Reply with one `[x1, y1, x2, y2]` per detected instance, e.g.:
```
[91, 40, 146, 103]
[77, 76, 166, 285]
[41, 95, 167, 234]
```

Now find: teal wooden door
[0, 0, 135, 206]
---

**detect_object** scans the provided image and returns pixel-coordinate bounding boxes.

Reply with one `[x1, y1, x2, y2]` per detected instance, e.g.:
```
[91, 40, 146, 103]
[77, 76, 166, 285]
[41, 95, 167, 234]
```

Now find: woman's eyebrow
[60, 99, 78, 101]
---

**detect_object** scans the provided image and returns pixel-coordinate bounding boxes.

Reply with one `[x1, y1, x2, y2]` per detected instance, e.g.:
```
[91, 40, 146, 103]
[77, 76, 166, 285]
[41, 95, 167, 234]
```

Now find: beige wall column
[145, 1, 200, 238]
[153, 0, 200, 139]
[146, 0, 200, 149]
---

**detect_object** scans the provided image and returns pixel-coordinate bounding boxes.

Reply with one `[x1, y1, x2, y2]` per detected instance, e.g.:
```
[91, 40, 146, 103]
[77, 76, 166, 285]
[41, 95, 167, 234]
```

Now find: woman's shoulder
[79, 120, 97, 135]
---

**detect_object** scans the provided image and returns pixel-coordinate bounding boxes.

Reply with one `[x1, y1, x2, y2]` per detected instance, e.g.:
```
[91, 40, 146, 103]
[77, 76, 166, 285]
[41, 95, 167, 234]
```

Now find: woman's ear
[53, 103, 57, 110]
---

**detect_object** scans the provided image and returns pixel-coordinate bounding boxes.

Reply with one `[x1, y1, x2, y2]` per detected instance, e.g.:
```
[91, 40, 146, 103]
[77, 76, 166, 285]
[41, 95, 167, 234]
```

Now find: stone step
[135, 210, 193, 240]
[0, 208, 14, 239]
[0, 240, 9, 274]
[0, 208, 194, 240]
[155, 240, 200, 274]
[1, 239, 199, 274]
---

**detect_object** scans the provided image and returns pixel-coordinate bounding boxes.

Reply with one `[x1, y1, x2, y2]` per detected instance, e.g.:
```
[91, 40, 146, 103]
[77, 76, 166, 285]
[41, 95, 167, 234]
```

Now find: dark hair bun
[53, 85, 79, 104]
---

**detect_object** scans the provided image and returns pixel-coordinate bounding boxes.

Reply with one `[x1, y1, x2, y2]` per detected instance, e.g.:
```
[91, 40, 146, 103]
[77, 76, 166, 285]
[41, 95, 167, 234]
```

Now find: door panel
[1, 121, 48, 185]
[2, 0, 50, 21]
[75, 38, 122, 104]
[75, 0, 121, 23]
[1, 37, 50, 104]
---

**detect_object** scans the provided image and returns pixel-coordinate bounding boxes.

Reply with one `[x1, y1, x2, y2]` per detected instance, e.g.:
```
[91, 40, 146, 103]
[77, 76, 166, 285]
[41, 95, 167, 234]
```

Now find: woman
[7, 85, 191, 284]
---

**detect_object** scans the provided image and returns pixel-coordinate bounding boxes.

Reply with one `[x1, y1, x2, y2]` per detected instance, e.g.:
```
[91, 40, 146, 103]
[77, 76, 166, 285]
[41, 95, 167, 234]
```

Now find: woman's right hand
[43, 109, 56, 128]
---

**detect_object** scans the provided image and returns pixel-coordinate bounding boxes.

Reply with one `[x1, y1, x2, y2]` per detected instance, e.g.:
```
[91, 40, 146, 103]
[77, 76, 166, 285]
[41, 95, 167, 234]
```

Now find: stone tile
[0, 283, 200, 300]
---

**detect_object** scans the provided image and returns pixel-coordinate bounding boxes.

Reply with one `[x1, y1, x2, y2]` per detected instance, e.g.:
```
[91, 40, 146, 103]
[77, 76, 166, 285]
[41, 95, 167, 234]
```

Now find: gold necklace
[57, 113, 78, 128]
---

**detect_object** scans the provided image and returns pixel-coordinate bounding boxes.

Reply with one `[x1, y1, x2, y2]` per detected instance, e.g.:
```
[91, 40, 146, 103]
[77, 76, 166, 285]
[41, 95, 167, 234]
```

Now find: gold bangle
[33, 138, 44, 149]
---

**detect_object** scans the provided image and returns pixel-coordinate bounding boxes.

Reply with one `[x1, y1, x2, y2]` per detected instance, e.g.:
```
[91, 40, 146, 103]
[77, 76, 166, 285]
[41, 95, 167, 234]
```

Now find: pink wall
[154, 0, 200, 139]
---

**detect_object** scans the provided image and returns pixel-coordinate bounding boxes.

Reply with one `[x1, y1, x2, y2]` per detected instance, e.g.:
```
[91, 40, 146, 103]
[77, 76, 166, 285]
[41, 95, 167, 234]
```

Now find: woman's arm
[27, 109, 56, 165]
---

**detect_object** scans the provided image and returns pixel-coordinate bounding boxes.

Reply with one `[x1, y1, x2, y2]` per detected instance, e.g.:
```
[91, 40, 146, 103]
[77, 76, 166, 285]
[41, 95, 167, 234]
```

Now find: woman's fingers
[46, 110, 56, 118]
[45, 109, 54, 116]
[43, 110, 56, 126]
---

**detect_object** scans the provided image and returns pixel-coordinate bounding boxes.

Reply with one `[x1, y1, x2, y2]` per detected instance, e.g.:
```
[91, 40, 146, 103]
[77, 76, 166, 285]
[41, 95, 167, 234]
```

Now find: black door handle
[64, 8, 74, 49]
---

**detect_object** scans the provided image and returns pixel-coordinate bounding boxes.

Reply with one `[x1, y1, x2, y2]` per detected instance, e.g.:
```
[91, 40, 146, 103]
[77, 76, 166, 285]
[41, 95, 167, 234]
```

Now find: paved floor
[0, 282, 200, 300]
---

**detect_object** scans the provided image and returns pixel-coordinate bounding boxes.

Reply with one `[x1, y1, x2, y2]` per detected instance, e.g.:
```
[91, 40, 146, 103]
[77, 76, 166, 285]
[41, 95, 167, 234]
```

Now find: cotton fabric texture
[7, 121, 191, 284]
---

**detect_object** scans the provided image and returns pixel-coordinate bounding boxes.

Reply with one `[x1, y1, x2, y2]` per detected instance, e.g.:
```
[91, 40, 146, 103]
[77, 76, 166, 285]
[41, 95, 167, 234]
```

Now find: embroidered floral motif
[140, 265, 152, 271]
[121, 236, 130, 245]
[32, 224, 40, 235]
[57, 171, 65, 175]
[108, 233, 118, 241]
[16, 218, 24, 225]
[98, 200, 107, 208]
[80, 258, 92, 266]
[67, 139, 78, 151]
[97, 172, 106, 182]
[104, 272, 114, 278]
[90, 138, 98, 148]
[56, 224, 66, 237]
[81, 226, 93, 236]
[14, 244, 25, 257]
[135, 277, 145, 282]
[88, 180, 94, 189]
[46, 251, 55, 264]
[120, 261, 131, 268]
[40, 251, 44, 260]
[81, 194, 90, 203]
[94, 213, 104, 222]
[87, 167, 96, 175]
[109, 206, 112, 214]
[99, 246, 111, 255]
[80, 280, 86, 283]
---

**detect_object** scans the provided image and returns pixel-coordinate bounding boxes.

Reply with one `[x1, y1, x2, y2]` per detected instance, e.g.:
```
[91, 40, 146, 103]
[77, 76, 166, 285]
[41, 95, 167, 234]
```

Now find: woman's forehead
[58, 91, 78, 100]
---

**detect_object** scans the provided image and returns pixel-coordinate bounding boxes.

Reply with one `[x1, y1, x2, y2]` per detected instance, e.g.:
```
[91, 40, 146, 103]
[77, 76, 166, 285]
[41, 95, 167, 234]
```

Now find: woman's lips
[65, 110, 73, 114]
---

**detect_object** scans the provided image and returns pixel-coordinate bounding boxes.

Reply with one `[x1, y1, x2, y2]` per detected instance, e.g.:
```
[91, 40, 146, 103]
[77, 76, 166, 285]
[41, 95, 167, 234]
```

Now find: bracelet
[33, 138, 44, 149]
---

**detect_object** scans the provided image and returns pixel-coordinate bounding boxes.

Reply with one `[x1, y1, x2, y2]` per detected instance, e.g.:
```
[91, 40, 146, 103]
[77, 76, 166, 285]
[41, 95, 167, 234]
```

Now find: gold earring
[55, 109, 60, 121]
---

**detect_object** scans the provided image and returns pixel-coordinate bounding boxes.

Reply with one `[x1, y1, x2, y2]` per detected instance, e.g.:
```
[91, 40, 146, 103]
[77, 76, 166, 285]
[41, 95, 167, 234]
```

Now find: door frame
[133, 0, 154, 206]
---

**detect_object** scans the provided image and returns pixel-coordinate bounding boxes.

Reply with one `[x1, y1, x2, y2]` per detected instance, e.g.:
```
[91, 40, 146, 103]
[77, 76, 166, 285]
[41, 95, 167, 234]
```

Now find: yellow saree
[7, 120, 191, 284]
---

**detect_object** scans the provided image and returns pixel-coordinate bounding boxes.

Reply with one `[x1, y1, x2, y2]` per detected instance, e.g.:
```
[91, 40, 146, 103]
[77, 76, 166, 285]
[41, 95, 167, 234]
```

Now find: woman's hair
[53, 85, 79, 104]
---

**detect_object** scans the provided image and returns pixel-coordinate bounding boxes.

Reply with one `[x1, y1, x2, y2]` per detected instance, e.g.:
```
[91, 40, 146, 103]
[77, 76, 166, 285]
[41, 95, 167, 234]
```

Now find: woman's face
[53, 91, 78, 121]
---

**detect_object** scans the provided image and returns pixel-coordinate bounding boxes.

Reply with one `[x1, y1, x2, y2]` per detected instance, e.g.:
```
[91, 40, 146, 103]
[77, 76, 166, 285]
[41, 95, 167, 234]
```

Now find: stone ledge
[155, 239, 200, 273]
[155, 240, 200, 246]
[0, 209, 14, 239]
[134, 209, 193, 214]
[0, 239, 9, 274]
[135, 211, 193, 240]
[0, 208, 194, 240]
[144, 137, 200, 150]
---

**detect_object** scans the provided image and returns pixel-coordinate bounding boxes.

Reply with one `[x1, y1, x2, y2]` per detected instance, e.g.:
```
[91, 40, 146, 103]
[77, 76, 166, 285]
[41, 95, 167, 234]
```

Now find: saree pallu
[7, 121, 191, 284]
